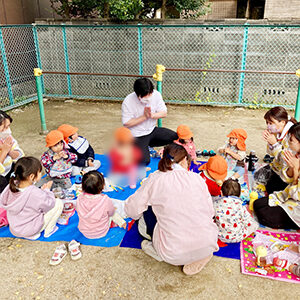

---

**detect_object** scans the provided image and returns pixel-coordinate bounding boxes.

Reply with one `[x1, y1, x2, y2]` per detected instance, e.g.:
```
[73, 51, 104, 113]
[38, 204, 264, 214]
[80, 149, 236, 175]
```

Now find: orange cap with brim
[114, 127, 134, 143]
[57, 124, 78, 142]
[177, 124, 193, 140]
[227, 128, 247, 151]
[199, 155, 228, 180]
[46, 130, 64, 148]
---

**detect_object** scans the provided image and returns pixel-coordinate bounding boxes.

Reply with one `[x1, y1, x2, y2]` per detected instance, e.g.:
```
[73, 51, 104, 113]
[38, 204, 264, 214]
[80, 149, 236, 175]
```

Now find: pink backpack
[0, 207, 8, 227]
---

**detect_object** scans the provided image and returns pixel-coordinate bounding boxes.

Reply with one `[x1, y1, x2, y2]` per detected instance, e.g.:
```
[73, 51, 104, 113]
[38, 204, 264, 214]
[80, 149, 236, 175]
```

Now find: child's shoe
[49, 244, 67, 266]
[68, 240, 82, 261]
[208, 150, 216, 157]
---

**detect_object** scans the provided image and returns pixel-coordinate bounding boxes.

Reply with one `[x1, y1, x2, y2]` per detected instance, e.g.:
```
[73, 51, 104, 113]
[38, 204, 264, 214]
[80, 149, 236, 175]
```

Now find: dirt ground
[1, 100, 300, 300]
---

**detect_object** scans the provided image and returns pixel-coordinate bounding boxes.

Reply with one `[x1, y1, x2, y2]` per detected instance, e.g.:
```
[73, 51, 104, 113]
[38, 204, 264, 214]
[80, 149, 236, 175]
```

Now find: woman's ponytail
[158, 143, 189, 172]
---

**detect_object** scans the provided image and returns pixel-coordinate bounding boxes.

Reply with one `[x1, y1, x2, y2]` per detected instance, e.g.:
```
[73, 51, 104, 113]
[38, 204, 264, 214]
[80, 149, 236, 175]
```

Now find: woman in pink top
[125, 143, 219, 275]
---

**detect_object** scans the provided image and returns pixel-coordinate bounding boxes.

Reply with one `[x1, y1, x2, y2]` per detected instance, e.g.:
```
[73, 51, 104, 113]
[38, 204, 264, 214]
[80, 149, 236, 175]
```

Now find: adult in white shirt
[122, 78, 178, 164]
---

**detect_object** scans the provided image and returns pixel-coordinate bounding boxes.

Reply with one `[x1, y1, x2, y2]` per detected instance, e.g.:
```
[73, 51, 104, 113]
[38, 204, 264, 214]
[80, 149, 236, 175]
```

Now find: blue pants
[142, 206, 157, 238]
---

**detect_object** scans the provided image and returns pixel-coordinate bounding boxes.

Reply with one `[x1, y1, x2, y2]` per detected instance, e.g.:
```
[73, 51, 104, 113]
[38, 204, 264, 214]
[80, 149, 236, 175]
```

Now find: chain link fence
[0, 25, 38, 110]
[0, 24, 300, 110]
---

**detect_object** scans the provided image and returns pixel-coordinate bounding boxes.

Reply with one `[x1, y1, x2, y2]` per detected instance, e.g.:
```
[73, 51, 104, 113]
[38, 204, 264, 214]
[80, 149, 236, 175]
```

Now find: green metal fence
[0, 23, 300, 110]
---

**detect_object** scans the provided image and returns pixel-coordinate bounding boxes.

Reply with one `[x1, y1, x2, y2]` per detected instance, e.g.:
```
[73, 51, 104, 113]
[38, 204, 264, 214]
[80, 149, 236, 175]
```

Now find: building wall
[264, 0, 300, 19]
[0, 0, 58, 25]
[203, 0, 238, 20]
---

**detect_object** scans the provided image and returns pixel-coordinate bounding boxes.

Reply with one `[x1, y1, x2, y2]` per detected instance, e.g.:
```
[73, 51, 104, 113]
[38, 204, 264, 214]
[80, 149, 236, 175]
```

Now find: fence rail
[1, 23, 300, 111]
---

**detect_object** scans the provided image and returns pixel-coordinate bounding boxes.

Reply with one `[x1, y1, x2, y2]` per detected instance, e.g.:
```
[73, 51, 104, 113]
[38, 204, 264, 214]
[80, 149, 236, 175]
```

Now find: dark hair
[264, 106, 296, 125]
[82, 171, 104, 195]
[158, 143, 191, 172]
[0, 110, 13, 127]
[134, 78, 154, 98]
[221, 178, 241, 197]
[9, 157, 42, 193]
[179, 137, 193, 144]
[288, 122, 300, 143]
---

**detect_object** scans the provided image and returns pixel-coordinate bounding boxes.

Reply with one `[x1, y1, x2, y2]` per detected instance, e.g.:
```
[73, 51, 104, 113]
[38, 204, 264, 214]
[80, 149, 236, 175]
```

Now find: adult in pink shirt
[125, 143, 219, 275]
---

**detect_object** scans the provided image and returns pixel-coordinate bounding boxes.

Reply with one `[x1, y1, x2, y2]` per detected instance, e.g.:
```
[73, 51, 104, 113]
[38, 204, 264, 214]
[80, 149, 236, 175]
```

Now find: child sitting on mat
[174, 124, 199, 172]
[199, 155, 227, 197]
[76, 171, 126, 239]
[218, 128, 247, 180]
[0, 157, 63, 239]
[213, 178, 258, 243]
[58, 124, 101, 176]
[40, 130, 77, 190]
[109, 127, 142, 189]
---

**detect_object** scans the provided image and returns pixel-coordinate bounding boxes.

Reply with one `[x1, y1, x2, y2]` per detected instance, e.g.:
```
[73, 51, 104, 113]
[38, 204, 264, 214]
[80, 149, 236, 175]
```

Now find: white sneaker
[141, 240, 163, 262]
[138, 216, 151, 240]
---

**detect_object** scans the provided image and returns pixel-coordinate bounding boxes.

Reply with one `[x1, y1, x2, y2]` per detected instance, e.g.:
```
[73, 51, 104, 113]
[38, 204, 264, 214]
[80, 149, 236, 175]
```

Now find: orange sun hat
[114, 127, 134, 143]
[227, 128, 247, 151]
[199, 155, 228, 180]
[45, 130, 64, 148]
[177, 125, 193, 140]
[57, 124, 78, 142]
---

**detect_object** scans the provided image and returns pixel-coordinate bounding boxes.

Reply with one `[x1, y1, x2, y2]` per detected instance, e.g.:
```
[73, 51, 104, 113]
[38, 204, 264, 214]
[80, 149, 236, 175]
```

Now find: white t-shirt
[122, 90, 167, 137]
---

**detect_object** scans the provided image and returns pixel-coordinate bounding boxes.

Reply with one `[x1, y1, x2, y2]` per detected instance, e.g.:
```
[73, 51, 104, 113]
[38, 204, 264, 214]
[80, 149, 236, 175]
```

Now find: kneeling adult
[122, 78, 177, 165]
[125, 143, 219, 275]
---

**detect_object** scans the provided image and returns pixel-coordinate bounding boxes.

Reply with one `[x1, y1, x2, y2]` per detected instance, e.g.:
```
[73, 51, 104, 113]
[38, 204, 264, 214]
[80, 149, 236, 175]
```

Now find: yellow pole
[153, 64, 165, 127]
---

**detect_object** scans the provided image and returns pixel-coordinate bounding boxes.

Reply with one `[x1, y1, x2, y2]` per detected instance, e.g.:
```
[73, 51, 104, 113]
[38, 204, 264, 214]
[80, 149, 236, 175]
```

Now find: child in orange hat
[174, 125, 200, 172]
[199, 155, 228, 196]
[109, 127, 142, 189]
[57, 124, 101, 176]
[40, 130, 77, 190]
[218, 128, 247, 180]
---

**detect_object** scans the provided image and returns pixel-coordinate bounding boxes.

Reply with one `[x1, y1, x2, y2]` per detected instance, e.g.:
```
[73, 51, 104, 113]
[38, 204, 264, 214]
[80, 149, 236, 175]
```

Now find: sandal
[68, 240, 82, 261]
[49, 244, 67, 266]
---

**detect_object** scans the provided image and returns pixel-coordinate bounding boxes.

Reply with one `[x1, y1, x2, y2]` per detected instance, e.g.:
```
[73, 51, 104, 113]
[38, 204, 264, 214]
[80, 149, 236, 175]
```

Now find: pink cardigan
[125, 165, 219, 265]
[76, 193, 115, 239]
[0, 185, 55, 239]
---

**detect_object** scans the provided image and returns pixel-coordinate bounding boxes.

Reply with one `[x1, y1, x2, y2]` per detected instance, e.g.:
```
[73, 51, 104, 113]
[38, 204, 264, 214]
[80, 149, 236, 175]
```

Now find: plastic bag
[254, 164, 272, 185]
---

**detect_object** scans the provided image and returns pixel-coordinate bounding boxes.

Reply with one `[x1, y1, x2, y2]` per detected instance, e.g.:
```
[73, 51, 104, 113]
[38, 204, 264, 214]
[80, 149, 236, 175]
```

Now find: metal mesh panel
[0, 24, 300, 110]
[3, 27, 37, 104]
[0, 26, 37, 109]
[36, 26, 68, 95]
[65, 26, 139, 98]
[242, 26, 300, 107]
[0, 54, 10, 108]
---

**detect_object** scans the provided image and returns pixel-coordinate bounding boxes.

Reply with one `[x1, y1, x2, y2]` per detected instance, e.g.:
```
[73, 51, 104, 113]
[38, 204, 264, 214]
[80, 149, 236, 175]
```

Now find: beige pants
[40, 198, 63, 237]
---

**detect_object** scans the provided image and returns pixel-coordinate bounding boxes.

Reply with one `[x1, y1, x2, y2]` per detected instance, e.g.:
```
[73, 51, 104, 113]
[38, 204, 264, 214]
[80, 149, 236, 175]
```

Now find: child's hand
[59, 151, 68, 159]
[88, 159, 94, 167]
[262, 130, 277, 145]
[53, 154, 60, 161]
[219, 148, 225, 154]
[224, 147, 231, 155]
[42, 181, 53, 190]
